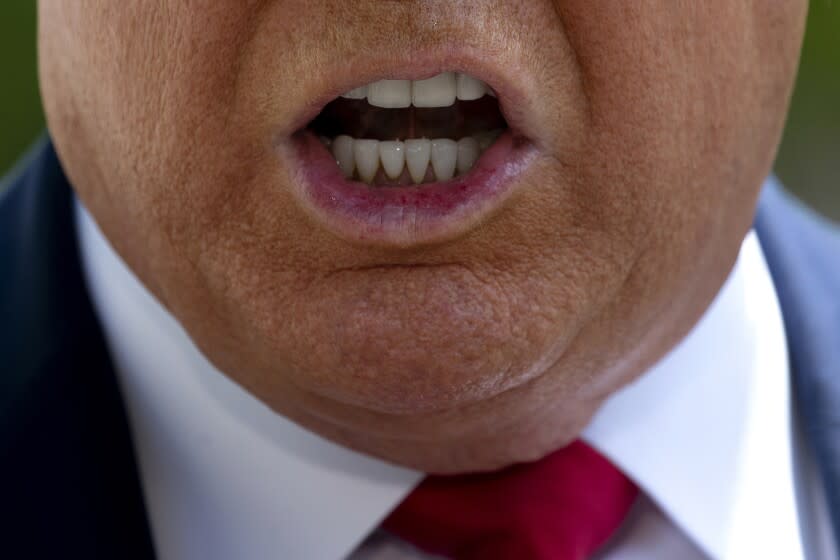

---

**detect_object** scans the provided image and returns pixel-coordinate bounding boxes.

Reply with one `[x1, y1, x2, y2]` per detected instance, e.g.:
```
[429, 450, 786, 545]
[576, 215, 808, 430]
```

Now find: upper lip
[280, 46, 539, 147]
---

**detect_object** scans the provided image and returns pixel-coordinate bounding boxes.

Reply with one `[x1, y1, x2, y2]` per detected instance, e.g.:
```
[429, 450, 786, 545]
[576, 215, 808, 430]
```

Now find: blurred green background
[1, 4, 838, 219]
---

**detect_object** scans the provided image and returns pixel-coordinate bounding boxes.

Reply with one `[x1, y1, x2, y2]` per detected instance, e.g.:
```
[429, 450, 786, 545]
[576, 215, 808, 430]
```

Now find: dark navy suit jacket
[1, 138, 839, 559]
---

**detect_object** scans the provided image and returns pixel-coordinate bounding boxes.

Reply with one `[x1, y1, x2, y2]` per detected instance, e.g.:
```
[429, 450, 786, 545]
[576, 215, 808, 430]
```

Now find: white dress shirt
[75, 197, 836, 560]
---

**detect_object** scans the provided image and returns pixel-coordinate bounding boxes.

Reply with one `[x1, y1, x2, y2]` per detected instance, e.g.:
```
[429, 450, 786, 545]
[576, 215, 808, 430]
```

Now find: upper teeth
[341, 72, 493, 109]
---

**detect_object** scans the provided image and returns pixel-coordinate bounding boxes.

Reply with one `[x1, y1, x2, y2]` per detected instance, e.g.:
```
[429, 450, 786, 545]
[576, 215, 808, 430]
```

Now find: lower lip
[282, 130, 538, 247]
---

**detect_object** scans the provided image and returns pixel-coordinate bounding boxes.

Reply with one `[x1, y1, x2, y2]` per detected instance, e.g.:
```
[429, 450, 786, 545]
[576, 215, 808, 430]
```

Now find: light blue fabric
[755, 176, 840, 549]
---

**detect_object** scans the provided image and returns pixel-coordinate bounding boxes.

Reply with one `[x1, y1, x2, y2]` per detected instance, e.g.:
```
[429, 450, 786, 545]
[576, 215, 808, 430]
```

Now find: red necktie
[382, 440, 638, 560]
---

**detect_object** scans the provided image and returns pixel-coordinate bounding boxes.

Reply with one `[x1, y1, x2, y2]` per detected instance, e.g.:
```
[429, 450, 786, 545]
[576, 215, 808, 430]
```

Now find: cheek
[45, 2, 298, 296]
[550, 2, 799, 277]
[48, 3, 268, 221]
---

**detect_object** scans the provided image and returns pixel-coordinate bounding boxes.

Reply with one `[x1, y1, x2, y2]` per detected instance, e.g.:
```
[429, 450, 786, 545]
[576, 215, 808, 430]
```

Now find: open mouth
[283, 63, 539, 247]
[306, 72, 508, 185]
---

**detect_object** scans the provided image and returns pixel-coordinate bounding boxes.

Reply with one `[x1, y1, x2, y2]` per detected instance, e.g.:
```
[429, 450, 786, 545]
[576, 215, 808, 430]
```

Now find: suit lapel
[755, 177, 840, 551]
[0, 138, 156, 559]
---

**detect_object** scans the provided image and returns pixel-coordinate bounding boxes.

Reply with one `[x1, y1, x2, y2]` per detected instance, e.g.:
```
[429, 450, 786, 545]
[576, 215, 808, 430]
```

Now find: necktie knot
[383, 440, 638, 560]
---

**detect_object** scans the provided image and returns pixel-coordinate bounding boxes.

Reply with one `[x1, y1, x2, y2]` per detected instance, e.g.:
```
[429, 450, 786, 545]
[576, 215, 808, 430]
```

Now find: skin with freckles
[38, 1, 807, 473]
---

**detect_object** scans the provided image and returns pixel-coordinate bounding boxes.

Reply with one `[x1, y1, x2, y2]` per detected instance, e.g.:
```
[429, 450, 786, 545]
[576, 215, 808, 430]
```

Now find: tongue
[310, 97, 506, 141]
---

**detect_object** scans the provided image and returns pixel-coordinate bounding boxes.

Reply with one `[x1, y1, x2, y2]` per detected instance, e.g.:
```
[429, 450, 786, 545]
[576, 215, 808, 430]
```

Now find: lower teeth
[322, 130, 503, 185]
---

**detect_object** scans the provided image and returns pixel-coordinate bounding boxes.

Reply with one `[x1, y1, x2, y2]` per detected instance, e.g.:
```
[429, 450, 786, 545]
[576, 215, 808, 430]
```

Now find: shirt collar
[582, 231, 804, 559]
[76, 197, 803, 560]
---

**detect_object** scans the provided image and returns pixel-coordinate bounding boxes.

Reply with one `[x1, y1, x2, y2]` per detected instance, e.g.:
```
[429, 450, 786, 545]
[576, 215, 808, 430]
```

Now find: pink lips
[284, 130, 538, 247]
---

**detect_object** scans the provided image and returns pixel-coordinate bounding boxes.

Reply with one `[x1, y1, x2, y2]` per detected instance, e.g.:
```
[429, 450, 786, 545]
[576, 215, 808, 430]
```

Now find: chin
[285, 387, 594, 474]
[365, 428, 581, 475]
